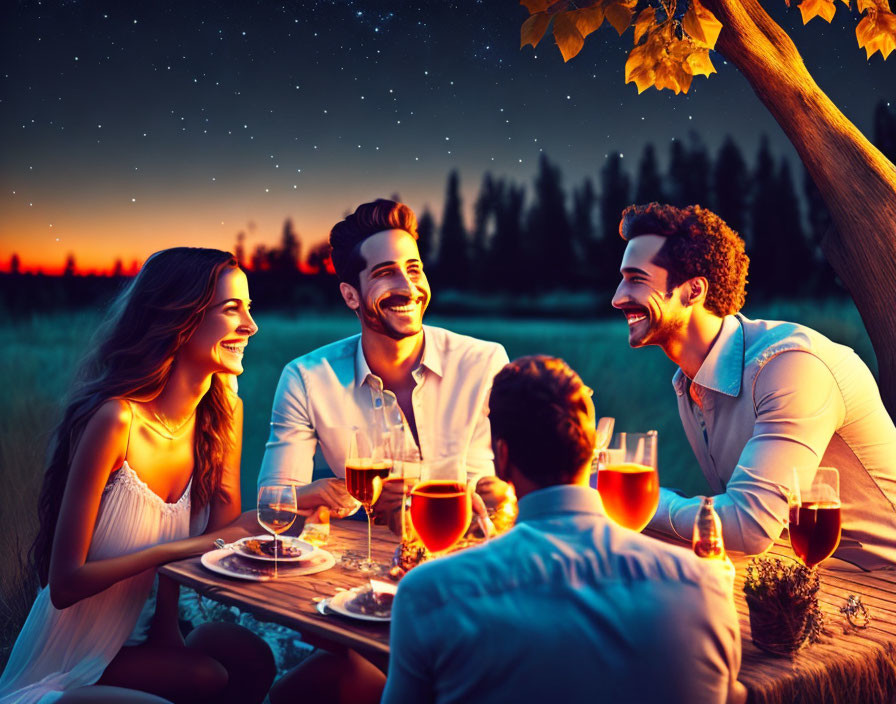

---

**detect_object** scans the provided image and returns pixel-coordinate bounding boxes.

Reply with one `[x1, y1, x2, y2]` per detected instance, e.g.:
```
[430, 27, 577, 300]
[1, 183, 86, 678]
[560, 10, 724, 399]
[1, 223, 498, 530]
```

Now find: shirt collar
[516, 484, 605, 524]
[353, 326, 442, 388]
[686, 315, 744, 397]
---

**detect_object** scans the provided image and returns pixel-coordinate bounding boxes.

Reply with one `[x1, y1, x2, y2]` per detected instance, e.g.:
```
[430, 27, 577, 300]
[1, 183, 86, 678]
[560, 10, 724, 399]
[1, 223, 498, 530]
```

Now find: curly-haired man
[612, 202, 896, 569]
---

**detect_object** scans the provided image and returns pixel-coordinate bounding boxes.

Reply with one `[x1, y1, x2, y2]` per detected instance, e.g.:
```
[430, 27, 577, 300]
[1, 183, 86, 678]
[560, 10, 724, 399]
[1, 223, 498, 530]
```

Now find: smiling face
[342, 229, 430, 340]
[611, 234, 688, 349]
[179, 267, 258, 375]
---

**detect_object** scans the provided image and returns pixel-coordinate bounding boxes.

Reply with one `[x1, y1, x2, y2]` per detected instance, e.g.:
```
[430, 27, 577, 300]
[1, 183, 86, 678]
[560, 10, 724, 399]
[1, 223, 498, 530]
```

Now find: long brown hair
[31, 247, 239, 586]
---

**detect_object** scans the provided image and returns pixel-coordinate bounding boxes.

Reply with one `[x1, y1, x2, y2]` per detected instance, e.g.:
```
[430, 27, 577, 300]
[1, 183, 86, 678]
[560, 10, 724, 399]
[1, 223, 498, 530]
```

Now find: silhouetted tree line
[4, 100, 894, 316]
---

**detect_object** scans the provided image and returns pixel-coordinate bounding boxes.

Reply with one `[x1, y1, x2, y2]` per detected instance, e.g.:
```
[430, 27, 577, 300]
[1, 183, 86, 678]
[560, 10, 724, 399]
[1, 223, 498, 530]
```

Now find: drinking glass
[409, 458, 472, 556]
[788, 466, 841, 569]
[257, 484, 298, 578]
[597, 430, 659, 532]
[345, 428, 392, 572]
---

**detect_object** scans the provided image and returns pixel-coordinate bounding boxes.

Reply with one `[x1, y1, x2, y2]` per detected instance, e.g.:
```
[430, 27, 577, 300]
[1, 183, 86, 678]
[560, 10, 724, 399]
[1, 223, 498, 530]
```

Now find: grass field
[0, 298, 877, 666]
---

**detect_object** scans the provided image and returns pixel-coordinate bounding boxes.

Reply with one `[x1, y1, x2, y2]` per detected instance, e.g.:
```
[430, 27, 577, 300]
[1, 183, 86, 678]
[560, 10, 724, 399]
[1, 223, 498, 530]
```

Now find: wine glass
[409, 457, 472, 557]
[345, 428, 392, 572]
[597, 430, 659, 532]
[257, 484, 298, 578]
[788, 466, 841, 569]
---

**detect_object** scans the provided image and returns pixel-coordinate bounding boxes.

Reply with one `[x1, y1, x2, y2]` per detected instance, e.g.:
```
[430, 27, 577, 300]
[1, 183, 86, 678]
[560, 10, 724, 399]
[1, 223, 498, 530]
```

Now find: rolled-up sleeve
[666, 350, 844, 554]
[257, 363, 318, 488]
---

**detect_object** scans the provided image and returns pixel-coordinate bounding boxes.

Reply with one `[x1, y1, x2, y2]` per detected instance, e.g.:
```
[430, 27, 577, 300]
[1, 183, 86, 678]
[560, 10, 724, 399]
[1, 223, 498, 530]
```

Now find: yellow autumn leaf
[521, 13, 552, 49]
[797, 0, 838, 24]
[682, 0, 723, 49]
[569, 6, 606, 39]
[686, 48, 717, 77]
[633, 7, 656, 44]
[856, 9, 896, 59]
[552, 13, 586, 62]
[624, 43, 657, 93]
[604, 0, 637, 36]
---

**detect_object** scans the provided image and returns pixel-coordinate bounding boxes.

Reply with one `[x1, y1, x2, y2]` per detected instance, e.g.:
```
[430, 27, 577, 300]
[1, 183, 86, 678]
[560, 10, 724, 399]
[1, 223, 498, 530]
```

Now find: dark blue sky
[1, 0, 892, 270]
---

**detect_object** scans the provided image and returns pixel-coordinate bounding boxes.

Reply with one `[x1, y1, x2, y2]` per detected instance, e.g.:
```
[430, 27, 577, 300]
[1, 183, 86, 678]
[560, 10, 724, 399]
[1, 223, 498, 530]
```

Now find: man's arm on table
[654, 350, 842, 554]
[257, 362, 357, 513]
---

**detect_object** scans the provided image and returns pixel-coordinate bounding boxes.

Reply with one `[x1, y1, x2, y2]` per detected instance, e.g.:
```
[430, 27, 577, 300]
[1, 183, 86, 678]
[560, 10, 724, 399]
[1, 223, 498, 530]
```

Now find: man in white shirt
[611, 202, 896, 569]
[257, 198, 509, 519]
[383, 355, 744, 704]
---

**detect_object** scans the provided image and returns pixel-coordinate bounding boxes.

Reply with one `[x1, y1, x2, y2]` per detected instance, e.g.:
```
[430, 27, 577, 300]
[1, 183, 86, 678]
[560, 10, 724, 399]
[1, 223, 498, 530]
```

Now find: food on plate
[345, 583, 395, 618]
[238, 537, 306, 559]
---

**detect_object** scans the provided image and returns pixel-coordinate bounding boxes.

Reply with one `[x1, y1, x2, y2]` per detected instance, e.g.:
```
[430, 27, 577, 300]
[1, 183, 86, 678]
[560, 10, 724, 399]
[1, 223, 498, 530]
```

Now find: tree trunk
[702, 0, 896, 419]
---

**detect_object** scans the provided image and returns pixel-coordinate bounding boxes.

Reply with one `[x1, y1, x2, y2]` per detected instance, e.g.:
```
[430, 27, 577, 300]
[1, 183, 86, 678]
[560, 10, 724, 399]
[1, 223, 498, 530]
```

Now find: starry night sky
[1, 0, 892, 272]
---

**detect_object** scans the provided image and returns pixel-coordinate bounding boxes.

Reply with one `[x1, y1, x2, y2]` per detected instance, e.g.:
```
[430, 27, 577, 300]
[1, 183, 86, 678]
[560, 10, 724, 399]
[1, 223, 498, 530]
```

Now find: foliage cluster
[520, 0, 896, 94]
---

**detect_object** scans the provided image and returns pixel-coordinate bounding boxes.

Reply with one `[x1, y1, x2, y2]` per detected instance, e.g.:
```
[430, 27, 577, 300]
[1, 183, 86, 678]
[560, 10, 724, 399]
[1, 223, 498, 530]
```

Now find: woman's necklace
[148, 407, 196, 440]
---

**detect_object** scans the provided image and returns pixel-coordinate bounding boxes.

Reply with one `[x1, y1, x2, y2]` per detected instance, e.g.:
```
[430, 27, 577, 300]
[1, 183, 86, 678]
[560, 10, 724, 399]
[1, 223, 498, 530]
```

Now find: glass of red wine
[257, 484, 298, 578]
[788, 466, 841, 569]
[409, 458, 472, 557]
[345, 428, 391, 572]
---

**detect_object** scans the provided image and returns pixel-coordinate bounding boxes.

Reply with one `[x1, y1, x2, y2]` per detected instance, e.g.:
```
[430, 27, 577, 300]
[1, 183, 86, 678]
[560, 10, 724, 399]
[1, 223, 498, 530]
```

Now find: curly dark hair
[619, 203, 749, 316]
[329, 199, 418, 290]
[489, 355, 596, 488]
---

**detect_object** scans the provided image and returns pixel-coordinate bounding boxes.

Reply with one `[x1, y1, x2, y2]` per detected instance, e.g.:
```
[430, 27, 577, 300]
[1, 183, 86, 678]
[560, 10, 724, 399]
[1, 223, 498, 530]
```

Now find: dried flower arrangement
[743, 556, 826, 656]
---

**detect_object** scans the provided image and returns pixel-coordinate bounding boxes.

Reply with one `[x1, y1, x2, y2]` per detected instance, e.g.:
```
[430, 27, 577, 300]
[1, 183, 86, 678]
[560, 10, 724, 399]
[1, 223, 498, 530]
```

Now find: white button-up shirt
[383, 485, 744, 704]
[652, 314, 896, 569]
[257, 325, 509, 487]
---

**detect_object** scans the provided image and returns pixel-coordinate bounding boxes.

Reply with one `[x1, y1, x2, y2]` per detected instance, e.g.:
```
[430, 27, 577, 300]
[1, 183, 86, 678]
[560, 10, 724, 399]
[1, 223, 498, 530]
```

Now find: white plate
[201, 547, 335, 581]
[232, 535, 315, 562]
[326, 586, 393, 622]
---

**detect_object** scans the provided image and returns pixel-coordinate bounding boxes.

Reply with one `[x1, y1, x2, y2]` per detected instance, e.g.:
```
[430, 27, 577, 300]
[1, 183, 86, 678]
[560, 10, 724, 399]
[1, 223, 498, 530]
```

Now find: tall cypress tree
[416, 208, 435, 267]
[748, 137, 779, 297]
[436, 170, 469, 288]
[572, 177, 597, 274]
[527, 154, 575, 289]
[713, 136, 749, 236]
[598, 153, 631, 292]
[490, 180, 527, 292]
[635, 143, 664, 204]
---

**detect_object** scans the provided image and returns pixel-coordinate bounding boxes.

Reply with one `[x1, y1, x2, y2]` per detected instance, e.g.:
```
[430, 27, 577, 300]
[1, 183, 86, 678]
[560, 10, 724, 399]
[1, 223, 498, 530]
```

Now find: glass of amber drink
[788, 467, 841, 569]
[597, 431, 659, 532]
[345, 428, 392, 572]
[409, 458, 472, 557]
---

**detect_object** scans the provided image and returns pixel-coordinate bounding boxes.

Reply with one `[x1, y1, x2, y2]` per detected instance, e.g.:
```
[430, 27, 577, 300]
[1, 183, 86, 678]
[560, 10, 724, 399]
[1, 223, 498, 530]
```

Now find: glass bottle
[693, 496, 726, 560]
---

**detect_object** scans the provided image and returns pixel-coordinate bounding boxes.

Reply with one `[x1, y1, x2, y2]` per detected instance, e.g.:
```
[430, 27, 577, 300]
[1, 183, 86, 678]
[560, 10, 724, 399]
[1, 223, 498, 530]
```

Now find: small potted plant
[743, 556, 826, 657]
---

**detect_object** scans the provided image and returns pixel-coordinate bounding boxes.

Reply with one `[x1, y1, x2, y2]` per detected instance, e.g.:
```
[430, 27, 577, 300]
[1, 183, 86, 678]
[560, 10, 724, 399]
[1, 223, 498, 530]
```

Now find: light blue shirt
[652, 314, 896, 569]
[257, 326, 508, 487]
[383, 485, 744, 704]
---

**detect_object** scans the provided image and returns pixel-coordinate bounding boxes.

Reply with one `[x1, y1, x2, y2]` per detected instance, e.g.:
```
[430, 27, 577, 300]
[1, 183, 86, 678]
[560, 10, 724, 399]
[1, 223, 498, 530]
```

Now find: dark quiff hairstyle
[30, 247, 240, 586]
[489, 355, 596, 487]
[329, 199, 418, 290]
[619, 203, 749, 317]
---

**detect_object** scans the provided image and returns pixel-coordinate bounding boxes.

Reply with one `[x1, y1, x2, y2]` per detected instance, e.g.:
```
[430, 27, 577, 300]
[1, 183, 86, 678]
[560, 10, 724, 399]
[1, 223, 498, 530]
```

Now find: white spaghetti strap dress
[0, 459, 195, 704]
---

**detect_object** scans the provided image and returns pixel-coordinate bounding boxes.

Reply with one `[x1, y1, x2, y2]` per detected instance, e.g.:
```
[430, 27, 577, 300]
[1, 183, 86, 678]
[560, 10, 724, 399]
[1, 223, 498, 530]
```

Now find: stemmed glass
[257, 484, 298, 578]
[596, 430, 659, 532]
[788, 467, 841, 569]
[345, 428, 392, 572]
[409, 457, 472, 557]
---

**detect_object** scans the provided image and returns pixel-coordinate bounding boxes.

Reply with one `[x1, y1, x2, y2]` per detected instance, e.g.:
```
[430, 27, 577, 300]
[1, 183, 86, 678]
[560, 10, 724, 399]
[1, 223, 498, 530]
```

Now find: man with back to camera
[257, 198, 510, 523]
[611, 202, 896, 569]
[382, 355, 744, 704]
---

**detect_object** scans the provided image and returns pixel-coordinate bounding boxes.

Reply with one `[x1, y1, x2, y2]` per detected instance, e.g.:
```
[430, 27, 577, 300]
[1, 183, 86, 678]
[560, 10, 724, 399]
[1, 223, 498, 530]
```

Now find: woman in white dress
[0, 248, 275, 704]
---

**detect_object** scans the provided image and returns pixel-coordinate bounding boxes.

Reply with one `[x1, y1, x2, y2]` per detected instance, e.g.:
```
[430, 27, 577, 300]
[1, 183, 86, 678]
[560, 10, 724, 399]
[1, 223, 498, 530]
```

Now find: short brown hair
[619, 203, 749, 316]
[489, 355, 595, 487]
[329, 199, 418, 290]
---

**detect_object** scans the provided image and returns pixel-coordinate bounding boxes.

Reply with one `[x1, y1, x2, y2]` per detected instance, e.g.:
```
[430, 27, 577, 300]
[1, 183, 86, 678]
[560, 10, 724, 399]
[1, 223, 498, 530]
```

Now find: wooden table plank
[161, 521, 399, 669]
[162, 522, 896, 703]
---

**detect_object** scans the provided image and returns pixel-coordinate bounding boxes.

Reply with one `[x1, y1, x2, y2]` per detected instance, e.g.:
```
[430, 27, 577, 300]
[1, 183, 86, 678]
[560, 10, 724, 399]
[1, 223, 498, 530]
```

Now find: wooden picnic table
[160, 520, 896, 703]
